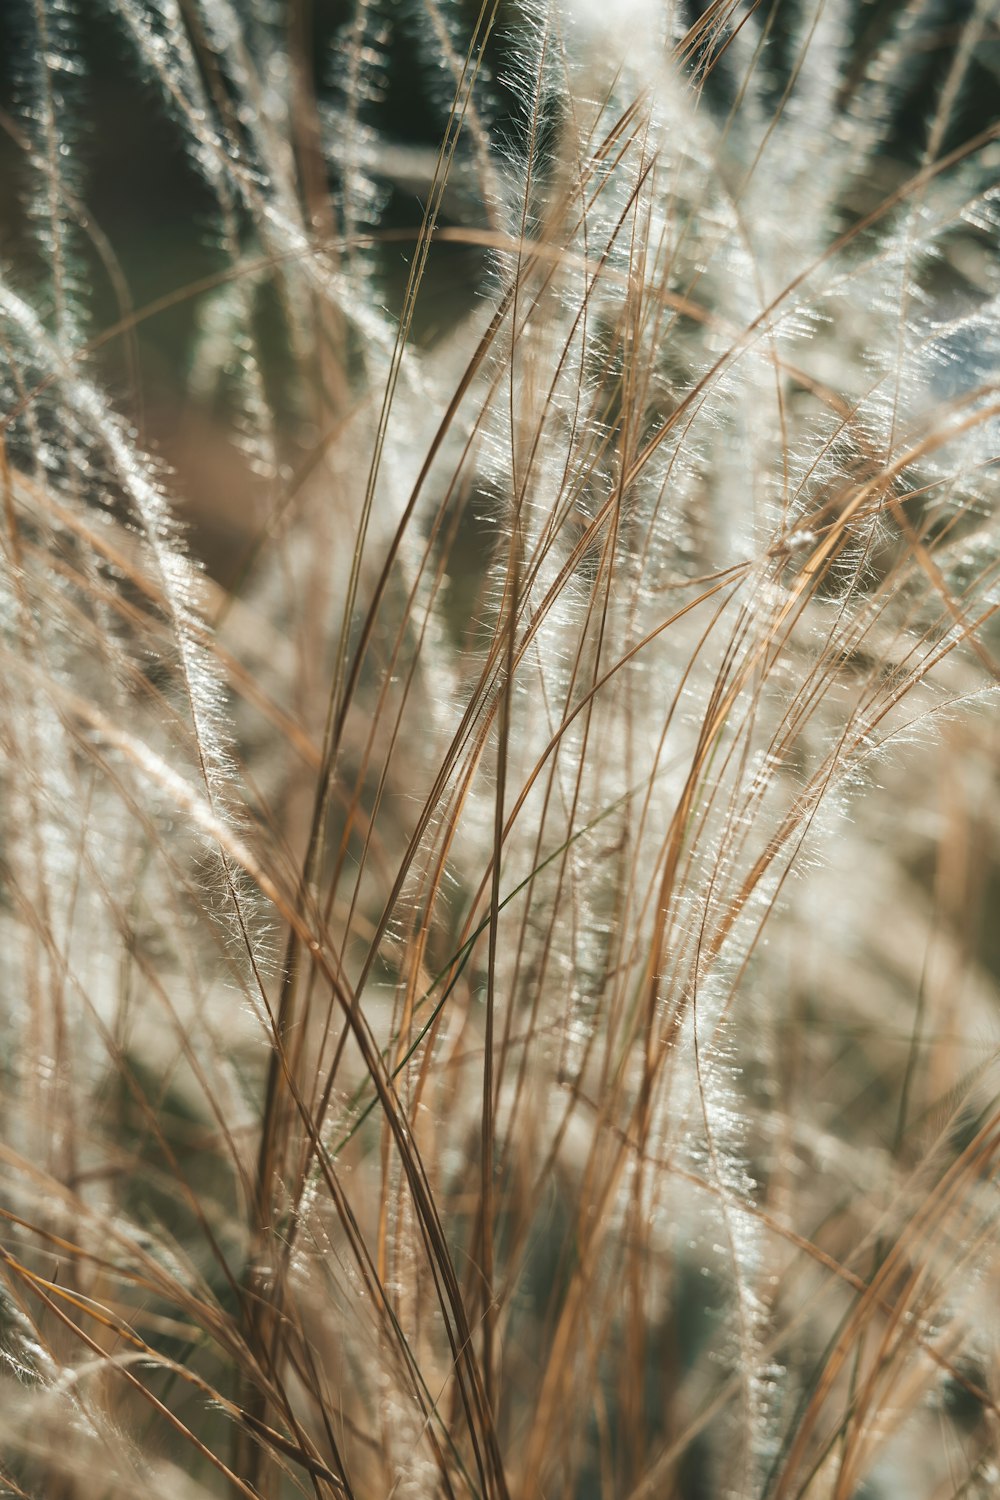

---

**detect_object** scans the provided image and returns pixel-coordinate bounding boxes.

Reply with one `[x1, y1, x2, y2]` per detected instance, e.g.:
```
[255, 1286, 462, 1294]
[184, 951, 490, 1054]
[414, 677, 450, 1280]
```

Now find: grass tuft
[1, 1, 999, 1496]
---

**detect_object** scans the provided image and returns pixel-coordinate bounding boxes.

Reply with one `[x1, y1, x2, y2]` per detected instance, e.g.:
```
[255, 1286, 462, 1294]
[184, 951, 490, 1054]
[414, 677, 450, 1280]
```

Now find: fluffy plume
[0, 1, 998, 1496]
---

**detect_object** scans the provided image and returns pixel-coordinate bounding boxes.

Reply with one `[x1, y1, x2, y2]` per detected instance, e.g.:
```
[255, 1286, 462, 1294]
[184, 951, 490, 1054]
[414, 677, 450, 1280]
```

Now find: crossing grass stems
[1, 0, 1000, 1496]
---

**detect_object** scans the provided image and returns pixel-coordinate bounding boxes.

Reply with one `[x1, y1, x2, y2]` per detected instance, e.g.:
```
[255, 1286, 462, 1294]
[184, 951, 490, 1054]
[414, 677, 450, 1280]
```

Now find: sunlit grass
[0, 1, 999, 1496]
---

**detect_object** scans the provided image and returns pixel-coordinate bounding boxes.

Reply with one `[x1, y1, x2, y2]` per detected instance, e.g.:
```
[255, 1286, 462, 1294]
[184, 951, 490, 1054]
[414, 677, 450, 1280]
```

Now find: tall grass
[1, 0, 999, 1495]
